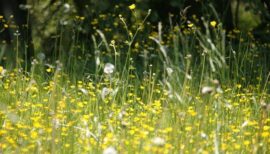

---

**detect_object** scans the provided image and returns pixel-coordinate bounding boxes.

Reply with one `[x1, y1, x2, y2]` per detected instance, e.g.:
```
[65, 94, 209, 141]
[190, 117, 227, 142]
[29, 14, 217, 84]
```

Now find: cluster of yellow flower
[0, 65, 268, 153]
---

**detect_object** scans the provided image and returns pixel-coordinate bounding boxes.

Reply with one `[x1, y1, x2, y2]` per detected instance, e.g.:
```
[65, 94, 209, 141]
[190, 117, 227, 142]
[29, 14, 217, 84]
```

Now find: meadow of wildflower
[0, 1, 270, 154]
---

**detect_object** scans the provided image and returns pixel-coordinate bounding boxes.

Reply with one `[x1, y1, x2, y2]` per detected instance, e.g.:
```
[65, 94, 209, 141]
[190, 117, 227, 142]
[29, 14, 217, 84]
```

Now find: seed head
[104, 63, 115, 74]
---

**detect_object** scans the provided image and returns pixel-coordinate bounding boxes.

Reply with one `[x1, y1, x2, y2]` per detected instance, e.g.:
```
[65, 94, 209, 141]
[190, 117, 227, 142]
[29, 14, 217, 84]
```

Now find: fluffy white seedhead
[37, 52, 45, 61]
[63, 3, 71, 12]
[151, 137, 165, 146]
[104, 63, 115, 74]
[103, 146, 117, 154]
[201, 86, 214, 94]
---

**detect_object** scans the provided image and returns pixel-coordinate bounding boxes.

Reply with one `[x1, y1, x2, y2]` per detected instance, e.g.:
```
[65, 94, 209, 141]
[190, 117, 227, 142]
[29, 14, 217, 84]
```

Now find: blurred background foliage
[0, 0, 269, 73]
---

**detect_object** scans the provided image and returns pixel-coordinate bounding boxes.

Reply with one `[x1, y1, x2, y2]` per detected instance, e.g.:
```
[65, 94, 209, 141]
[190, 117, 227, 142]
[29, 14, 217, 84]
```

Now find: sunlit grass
[0, 63, 269, 153]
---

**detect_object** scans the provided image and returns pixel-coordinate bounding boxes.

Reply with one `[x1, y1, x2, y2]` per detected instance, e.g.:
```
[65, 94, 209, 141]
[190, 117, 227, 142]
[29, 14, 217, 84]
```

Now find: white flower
[37, 52, 45, 61]
[63, 3, 70, 12]
[166, 67, 173, 76]
[216, 86, 223, 93]
[103, 146, 117, 154]
[201, 86, 214, 94]
[241, 121, 249, 128]
[201, 132, 208, 139]
[96, 57, 100, 66]
[101, 87, 111, 100]
[186, 73, 192, 80]
[79, 88, 88, 95]
[151, 137, 165, 146]
[104, 63, 115, 74]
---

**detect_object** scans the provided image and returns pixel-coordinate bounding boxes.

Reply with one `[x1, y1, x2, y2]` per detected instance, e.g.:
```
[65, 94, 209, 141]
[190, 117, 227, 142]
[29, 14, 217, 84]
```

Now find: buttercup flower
[0, 66, 6, 76]
[129, 4, 136, 10]
[210, 21, 217, 27]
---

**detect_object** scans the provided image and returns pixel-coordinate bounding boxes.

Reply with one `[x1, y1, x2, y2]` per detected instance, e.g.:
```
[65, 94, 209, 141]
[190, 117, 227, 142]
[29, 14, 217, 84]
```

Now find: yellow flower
[244, 140, 250, 145]
[0, 66, 4, 74]
[33, 121, 42, 128]
[210, 21, 217, 27]
[80, 16, 85, 20]
[185, 126, 192, 131]
[129, 4, 136, 10]
[262, 132, 269, 137]
[46, 68, 52, 73]
[30, 130, 38, 139]
[187, 23, 193, 28]
[234, 144, 241, 149]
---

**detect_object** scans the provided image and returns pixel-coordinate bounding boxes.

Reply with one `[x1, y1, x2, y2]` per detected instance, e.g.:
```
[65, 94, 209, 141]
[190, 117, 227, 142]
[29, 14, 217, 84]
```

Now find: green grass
[0, 5, 270, 154]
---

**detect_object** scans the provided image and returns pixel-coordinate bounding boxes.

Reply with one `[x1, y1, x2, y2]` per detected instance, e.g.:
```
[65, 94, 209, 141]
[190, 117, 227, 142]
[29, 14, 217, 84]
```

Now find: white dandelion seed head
[63, 3, 70, 12]
[201, 86, 214, 94]
[103, 146, 117, 154]
[37, 52, 45, 61]
[151, 137, 165, 146]
[201, 132, 208, 139]
[104, 63, 115, 74]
